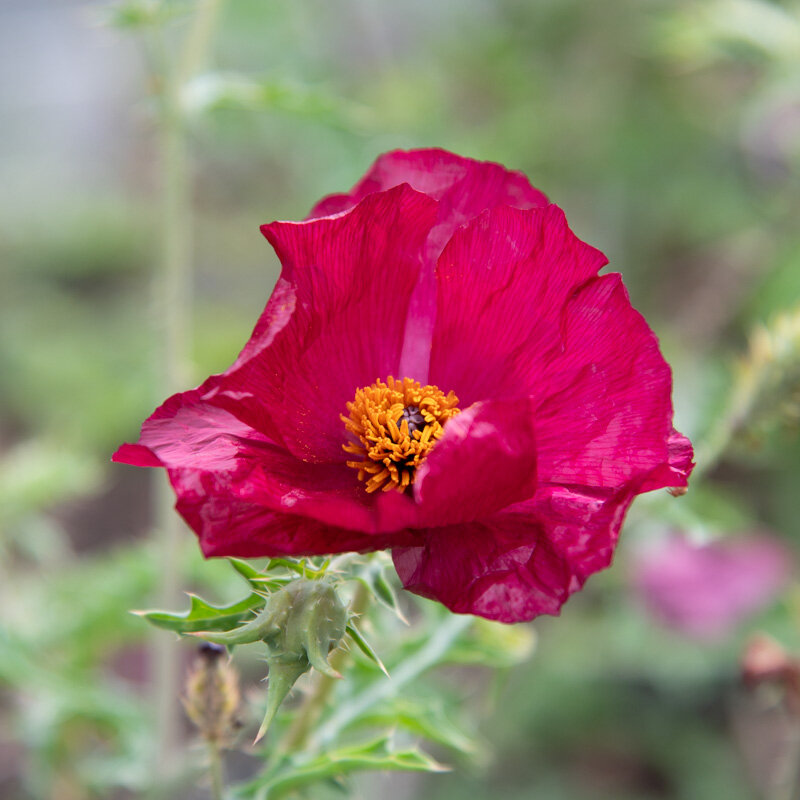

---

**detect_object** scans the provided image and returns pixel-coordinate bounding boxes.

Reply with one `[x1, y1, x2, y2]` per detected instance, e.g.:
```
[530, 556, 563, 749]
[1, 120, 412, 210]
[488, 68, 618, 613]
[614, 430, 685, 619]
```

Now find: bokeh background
[2, 0, 800, 798]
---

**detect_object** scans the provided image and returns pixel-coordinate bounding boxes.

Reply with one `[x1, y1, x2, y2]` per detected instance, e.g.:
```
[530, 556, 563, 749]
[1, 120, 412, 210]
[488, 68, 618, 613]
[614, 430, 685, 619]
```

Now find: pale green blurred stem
[150, 0, 224, 789]
[771, 720, 800, 800]
[692, 372, 756, 482]
[313, 613, 472, 748]
[693, 304, 800, 482]
[208, 741, 224, 800]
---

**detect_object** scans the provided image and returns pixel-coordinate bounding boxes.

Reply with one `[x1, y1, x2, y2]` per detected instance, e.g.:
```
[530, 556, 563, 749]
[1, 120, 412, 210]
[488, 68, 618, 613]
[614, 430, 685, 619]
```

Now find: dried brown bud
[183, 643, 242, 745]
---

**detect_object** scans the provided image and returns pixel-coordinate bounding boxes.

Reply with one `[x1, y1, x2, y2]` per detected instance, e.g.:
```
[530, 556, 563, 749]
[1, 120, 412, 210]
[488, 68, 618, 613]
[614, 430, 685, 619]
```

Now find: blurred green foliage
[2, 0, 800, 798]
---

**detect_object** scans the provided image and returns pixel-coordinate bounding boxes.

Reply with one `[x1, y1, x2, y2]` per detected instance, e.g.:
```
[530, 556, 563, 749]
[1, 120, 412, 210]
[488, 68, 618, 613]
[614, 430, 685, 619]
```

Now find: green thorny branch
[694, 303, 800, 480]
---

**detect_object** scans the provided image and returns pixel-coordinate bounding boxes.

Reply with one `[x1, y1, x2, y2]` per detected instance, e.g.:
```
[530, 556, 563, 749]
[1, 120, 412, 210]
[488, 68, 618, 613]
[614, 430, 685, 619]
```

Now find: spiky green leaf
[133, 592, 264, 634]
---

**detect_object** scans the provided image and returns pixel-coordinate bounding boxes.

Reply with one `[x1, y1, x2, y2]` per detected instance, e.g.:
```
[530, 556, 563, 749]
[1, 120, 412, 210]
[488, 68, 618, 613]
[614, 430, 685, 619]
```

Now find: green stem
[770, 718, 800, 800]
[178, 0, 225, 84]
[692, 378, 755, 482]
[149, 0, 225, 787]
[693, 304, 800, 482]
[208, 740, 225, 800]
[150, 57, 189, 794]
[312, 613, 472, 749]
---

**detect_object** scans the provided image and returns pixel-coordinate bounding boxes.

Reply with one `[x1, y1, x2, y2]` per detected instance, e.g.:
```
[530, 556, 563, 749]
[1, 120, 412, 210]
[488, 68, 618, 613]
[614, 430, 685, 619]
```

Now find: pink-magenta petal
[429, 203, 607, 405]
[393, 514, 571, 623]
[114, 394, 422, 537]
[308, 151, 550, 382]
[413, 397, 538, 527]
[112, 442, 163, 468]
[253, 184, 438, 460]
[394, 485, 635, 622]
[518, 485, 634, 586]
[307, 148, 547, 226]
[639, 427, 695, 492]
[533, 274, 687, 491]
[171, 468, 419, 558]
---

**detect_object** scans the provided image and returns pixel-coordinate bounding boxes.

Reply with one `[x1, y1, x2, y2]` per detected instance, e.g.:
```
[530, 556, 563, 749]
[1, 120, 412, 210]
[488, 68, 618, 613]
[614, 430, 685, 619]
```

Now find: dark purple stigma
[401, 405, 426, 436]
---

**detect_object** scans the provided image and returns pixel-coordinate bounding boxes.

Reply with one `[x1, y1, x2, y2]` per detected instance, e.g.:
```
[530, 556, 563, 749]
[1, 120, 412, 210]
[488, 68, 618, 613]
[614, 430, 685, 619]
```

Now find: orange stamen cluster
[343, 376, 460, 494]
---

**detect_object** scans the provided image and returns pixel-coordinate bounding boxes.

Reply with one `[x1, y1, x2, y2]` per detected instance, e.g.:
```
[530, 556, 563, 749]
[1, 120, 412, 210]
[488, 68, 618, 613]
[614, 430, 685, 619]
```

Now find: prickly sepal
[256, 659, 309, 744]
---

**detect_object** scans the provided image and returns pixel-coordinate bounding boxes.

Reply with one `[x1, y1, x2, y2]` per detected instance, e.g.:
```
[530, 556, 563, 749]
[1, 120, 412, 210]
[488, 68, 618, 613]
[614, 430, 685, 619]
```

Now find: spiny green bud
[194, 579, 348, 743]
[256, 579, 347, 742]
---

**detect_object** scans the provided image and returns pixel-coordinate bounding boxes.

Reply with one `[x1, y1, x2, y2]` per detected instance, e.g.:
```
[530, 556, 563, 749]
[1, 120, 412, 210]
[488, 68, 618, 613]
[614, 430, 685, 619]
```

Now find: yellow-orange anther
[342, 376, 460, 493]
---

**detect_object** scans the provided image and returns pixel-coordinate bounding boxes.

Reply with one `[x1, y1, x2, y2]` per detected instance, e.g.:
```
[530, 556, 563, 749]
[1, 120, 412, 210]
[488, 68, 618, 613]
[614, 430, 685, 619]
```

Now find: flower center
[342, 376, 460, 494]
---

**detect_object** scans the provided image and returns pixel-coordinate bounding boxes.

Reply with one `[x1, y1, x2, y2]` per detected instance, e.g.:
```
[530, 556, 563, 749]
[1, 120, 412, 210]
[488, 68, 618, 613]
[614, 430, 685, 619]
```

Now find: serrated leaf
[133, 592, 264, 634]
[346, 623, 389, 677]
[241, 735, 446, 799]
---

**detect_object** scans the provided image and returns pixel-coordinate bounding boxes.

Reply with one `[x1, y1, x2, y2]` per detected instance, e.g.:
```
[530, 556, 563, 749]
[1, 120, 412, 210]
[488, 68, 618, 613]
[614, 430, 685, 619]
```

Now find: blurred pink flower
[633, 533, 792, 639]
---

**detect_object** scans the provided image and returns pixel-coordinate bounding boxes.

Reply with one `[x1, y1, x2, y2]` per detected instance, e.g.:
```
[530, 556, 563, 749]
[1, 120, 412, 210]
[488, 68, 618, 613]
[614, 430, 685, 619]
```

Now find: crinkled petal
[518, 486, 634, 586]
[228, 184, 438, 461]
[393, 517, 570, 623]
[429, 204, 608, 405]
[113, 396, 422, 538]
[116, 181, 440, 460]
[639, 427, 695, 492]
[307, 149, 547, 230]
[113, 395, 271, 471]
[413, 397, 538, 527]
[311, 151, 550, 381]
[393, 485, 634, 623]
[534, 274, 692, 490]
[170, 468, 419, 558]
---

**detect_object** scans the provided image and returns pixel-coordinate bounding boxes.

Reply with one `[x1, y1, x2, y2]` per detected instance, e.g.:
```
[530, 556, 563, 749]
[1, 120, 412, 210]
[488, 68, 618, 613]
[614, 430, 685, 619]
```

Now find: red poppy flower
[115, 148, 693, 623]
